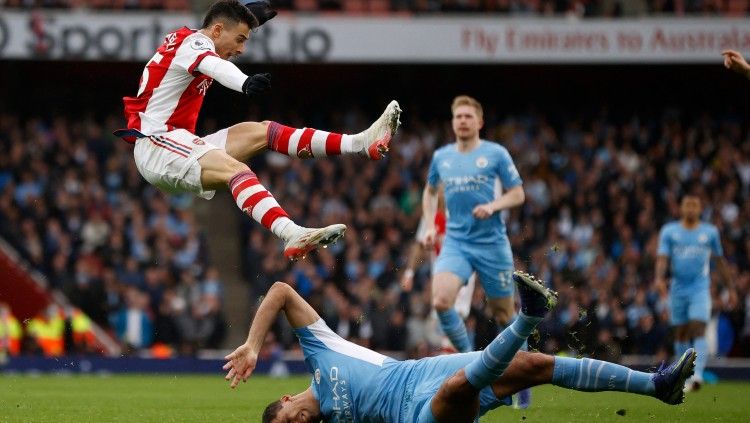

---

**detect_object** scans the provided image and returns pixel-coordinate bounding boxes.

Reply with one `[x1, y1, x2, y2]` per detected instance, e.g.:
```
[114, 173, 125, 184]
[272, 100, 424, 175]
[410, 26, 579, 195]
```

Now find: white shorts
[133, 128, 228, 200]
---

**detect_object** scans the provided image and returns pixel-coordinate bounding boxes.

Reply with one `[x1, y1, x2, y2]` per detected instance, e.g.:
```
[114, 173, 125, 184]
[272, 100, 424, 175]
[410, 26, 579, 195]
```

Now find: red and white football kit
[122, 27, 249, 200]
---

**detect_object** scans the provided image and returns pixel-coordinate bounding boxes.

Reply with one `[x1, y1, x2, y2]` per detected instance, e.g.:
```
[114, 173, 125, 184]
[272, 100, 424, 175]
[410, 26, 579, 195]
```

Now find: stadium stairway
[192, 191, 250, 348]
[0, 237, 121, 356]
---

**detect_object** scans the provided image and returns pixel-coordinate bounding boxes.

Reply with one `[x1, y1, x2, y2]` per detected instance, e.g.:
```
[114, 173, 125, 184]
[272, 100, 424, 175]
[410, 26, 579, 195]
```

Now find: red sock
[229, 170, 297, 238]
[266, 122, 356, 158]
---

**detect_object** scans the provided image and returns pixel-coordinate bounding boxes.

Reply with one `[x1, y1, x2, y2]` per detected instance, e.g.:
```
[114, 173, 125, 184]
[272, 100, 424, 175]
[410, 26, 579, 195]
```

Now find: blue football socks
[692, 336, 707, 381]
[437, 309, 473, 353]
[552, 356, 655, 395]
[464, 313, 542, 389]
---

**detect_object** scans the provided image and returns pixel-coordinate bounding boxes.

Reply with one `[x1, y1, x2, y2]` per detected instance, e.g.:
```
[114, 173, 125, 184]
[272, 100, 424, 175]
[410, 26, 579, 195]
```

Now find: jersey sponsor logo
[190, 38, 210, 51]
[329, 366, 354, 423]
[197, 79, 213, 95]
[476, 156, 488, 168]
[440, 160, 452, 168]
[315, 368, 321, 384]
[672, 244, 710, 259]
[443, 174, 491, 193]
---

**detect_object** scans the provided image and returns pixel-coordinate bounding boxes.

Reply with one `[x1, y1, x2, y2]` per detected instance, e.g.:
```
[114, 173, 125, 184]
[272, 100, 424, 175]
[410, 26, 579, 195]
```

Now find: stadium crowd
[0, 102, 748, 363]
[2, 0, 749, 16]
[239, 102, 750, 362]
[0, 113, 226, 356]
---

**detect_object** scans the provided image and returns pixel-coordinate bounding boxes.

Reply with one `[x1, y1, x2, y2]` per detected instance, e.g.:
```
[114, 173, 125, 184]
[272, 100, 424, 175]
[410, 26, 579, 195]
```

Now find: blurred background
[0, 1, 749, 378]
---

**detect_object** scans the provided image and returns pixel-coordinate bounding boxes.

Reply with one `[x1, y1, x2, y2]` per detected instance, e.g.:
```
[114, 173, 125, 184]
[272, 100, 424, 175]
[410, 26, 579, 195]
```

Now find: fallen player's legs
[426, 337, 696, 422]
[222, 101, 401, 162]
[425, 313, 543, 423]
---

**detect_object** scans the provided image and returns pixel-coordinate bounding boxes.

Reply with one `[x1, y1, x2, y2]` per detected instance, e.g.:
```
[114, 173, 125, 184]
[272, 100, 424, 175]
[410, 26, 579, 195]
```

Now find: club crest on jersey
[698, 234, 708, 243]
[476, 156, 488, 168]
[190, 38, 210, 51]
[192, 138, 205, 145]
[197, 79, 212, 95]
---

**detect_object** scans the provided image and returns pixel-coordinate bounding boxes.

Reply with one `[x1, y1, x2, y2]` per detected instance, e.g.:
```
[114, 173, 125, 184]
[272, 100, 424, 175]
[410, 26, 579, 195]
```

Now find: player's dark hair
[262, 399, 282, 423]
[202, 0, 257, 29]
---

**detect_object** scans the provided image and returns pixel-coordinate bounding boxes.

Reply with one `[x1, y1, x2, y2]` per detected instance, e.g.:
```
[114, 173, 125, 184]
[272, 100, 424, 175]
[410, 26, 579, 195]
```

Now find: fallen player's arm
[197, 55, 271, 97]
[223, 282, 319, 387]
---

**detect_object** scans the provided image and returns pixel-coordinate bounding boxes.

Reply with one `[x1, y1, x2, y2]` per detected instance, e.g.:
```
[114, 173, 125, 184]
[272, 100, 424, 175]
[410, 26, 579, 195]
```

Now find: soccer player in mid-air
[656, 194, 732, 391]
[223, 272, 696, 423]
[420, 95, 530, 405]
[115, 0, 401, 261]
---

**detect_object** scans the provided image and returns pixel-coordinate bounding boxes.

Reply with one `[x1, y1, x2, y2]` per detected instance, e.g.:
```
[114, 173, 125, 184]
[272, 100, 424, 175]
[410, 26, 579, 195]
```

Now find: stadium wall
[0, 11, 749, 63]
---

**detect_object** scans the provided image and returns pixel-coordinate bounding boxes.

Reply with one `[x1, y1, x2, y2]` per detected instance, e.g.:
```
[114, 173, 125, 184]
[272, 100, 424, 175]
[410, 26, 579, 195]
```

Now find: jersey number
[137, 52, 164, 97]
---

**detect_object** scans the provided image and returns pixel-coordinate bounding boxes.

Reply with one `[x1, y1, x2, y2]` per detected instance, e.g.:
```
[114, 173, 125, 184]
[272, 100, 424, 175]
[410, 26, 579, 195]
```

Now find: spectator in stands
[113, 287, 154, 351]
[0, 302, 22, 357]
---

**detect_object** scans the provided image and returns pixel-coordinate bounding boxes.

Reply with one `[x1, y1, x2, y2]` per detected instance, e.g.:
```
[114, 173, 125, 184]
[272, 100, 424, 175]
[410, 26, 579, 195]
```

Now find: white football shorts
[133, 128, 228, 200]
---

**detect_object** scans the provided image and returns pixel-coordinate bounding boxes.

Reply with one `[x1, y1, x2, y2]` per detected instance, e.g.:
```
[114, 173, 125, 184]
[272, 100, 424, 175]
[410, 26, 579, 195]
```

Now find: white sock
[271, 217, 301, 241]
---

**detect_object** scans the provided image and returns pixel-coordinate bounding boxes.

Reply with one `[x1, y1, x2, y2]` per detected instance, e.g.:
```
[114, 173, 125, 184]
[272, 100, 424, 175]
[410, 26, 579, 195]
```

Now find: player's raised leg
[426, 271, 556, 423]
[487, 347, 696, 407]
[199, 149, 345, 261]
[221, 100, 401, 162]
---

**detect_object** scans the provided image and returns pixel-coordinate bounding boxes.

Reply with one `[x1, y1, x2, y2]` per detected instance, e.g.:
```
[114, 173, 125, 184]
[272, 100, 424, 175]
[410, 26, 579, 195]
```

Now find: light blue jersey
[427, 140, 522, 245]
[294, 319, 507, 422]
[657, 221, 723, 296]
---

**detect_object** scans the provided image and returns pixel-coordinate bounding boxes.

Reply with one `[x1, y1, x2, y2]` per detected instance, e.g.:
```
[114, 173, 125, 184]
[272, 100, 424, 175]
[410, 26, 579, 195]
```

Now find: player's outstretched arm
[197, 55, 271, 97]
[223, 282, 320, 388]
[723, 50, 750, 79]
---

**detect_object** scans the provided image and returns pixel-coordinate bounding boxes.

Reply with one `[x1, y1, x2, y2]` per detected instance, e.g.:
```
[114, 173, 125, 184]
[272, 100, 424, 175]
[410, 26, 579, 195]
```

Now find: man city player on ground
[223, 272, 696, 423]
[656, 194, 732, 391]
[420, 95, 529, 405]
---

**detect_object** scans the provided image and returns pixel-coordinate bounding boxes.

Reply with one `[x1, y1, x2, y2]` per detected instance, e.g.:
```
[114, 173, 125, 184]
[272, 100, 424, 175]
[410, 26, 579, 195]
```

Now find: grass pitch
[0, 374, 746, 422]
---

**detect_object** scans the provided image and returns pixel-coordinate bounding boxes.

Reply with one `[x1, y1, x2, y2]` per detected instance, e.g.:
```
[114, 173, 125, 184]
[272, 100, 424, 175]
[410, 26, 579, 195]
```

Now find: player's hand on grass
[472, 203, 495, 219]
[223, 343, 258, 388]
[242, 73, 272, 97]
[722, 50, 750, 78]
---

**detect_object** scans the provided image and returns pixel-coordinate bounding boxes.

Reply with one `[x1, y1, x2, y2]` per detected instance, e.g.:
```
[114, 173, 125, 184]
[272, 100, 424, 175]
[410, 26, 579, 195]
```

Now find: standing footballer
[115, 0, 401, 261]
[421, 96, 529, 405]
[656, 194, 732, 391]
